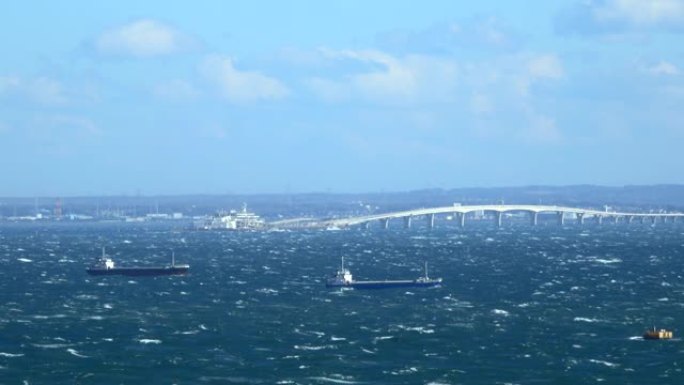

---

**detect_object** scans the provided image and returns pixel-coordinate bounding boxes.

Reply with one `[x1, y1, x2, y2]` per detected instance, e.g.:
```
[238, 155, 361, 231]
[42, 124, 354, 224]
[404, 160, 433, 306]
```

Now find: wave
[307, 376, 360, 384]
[573, 317, 605, 323]
[66, 348, 89, 358]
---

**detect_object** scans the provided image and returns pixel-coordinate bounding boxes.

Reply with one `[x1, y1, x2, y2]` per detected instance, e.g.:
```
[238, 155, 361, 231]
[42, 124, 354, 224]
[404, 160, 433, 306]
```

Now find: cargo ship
[86, 248, 189, 276]
[325, 258, 442, 289]
[643, 326, 673, 340]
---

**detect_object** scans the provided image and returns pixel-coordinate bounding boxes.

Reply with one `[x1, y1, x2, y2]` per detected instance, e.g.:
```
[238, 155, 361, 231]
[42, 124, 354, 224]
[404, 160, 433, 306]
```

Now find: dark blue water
[1, 222, 683, 384]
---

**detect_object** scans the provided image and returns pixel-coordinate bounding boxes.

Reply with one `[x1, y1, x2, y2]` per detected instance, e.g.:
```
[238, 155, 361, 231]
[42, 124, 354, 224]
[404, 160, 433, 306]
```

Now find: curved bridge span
[318, 204, 684, 229]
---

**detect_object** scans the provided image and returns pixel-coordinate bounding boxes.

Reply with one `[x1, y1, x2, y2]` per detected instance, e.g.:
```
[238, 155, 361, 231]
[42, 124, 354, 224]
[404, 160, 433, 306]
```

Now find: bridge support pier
[531, 212, 538, 226]
[362, 222, 370, 230]
[404, 216, 412, 229]
[627, 216, 634, 224]
[557, 211, 565, 226]
[596, 215, 603, 225]
[455, 213, 465, 228]
[380, 218, 389, 229]
[495, 212, 503, 228]
[426, 214, 435, 229]
[577, 213, 584, 225]
[639, 217, 645, 224]
[613, 216, 619, 224]
[651, 217, 657, 225]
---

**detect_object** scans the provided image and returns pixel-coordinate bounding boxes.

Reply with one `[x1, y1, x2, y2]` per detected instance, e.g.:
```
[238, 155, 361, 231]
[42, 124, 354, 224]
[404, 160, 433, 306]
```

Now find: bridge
[284, 204, 684, 229]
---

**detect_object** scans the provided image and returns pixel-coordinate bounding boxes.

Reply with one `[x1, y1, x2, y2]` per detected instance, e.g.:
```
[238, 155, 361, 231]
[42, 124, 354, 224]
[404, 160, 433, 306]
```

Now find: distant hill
[1, 185, 683, 218]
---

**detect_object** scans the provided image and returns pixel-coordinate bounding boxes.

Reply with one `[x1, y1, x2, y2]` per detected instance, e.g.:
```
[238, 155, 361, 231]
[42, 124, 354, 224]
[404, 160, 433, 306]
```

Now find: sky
[1, 0, 683, 196]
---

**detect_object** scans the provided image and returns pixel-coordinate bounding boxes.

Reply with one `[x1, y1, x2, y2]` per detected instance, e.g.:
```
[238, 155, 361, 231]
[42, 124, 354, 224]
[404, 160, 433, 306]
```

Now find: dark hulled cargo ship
[86, 248, 189, 277]
[326, 258, 442, 289]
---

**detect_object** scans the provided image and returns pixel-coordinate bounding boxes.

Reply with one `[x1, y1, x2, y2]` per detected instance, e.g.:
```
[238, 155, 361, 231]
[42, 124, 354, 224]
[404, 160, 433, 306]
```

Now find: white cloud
[198, 123, 229, 140]
[153, 79, 200, 101]
[527, 55, 564, 79]
[594, 0, 684, 26]
[523, 114, 563, 144]
[557, 0, 684, 34]
[0, 75, 20, 92]
[27, 77, 68, 105]
[0, 75, 68, 105]
[470, 93, 493, 115]
[308, 48, 458, 104]
[331, 49, 419, 100]
[41, 115, 102, 136]
[199, 55, 289, 103]
[96, 19, 192, 57]
[513, 54, 565, 97]
[305, 77, 348, 102]
[648, 61, 680, 76]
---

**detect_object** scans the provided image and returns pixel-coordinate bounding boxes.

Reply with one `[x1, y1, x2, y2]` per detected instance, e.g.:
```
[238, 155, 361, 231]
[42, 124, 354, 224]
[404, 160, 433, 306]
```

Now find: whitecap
[491, 309, 509, 317]
[401, 326, 435, 334]
[0, 352, 24, 357]
[138, 339, 162, 344]
[17, 258, 32, 263]
[307, 377, 360, 384]
[66, 348, 89, 358]
[33, 314, 67, 319]
[31, 343, 72, 349]
[256, 288, 279, 295]
[294, 345, 327, 351]
[574, 317, 604, 323]
[589, 359, 619, 368]
[594, 258, 621, 264]
[372, 336, 394, 343]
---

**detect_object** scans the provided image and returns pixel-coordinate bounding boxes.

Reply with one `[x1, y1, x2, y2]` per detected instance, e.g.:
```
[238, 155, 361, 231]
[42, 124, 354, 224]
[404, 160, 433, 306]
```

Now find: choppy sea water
[1, 222, 683, 384]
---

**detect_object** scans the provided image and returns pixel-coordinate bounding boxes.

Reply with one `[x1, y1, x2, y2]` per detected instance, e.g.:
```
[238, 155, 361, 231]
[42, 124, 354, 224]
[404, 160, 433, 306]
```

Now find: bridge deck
[309, 204, 684, 228]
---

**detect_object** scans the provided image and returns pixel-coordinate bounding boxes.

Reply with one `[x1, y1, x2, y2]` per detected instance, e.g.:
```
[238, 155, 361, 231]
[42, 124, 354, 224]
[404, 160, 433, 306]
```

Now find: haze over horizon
[2, 1, 683, 197]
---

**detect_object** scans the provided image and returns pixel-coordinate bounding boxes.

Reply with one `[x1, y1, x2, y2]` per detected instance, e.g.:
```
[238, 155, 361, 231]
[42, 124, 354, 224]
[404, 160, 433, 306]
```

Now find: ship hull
[326, 279, 441, 289]
[86, 266, 189, 276]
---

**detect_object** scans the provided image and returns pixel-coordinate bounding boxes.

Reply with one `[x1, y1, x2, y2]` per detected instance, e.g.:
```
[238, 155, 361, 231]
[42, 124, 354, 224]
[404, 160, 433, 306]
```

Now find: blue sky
[1, 0, 683, 196]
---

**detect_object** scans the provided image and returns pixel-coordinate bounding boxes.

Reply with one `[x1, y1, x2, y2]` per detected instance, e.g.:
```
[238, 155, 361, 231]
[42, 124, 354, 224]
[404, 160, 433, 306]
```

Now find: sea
[1, 221, 683, 384]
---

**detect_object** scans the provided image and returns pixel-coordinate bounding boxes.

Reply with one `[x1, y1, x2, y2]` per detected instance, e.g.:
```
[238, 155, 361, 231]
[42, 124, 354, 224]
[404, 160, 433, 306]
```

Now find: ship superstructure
[199, 203, 265, 230]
